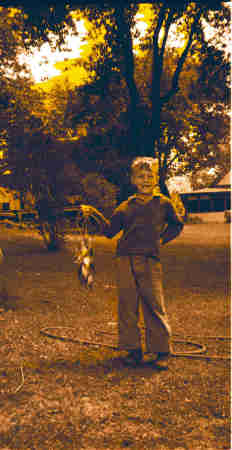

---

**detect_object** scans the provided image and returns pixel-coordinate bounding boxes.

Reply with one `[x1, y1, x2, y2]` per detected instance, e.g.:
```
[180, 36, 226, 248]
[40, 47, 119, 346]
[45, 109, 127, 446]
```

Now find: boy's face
[131, 168, 156, 196]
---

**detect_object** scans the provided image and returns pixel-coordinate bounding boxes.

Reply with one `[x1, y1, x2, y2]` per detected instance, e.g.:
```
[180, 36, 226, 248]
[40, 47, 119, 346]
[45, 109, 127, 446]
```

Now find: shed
[180, 172, 231, 213]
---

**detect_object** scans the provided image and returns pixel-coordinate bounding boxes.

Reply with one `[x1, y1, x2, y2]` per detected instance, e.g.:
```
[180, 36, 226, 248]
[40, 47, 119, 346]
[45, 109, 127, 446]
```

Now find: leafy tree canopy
[0, 7, 45, 169]
[1, 1, 227, 46]
[52, 2, 229, 196]
[0, 0, 230, 199]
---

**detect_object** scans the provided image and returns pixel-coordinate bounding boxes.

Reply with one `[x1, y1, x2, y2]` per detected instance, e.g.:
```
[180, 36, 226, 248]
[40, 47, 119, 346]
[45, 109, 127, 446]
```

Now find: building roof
[216, 172, 231, 187]
[181, 171, 231, 194]
[182, 187, 230, 194]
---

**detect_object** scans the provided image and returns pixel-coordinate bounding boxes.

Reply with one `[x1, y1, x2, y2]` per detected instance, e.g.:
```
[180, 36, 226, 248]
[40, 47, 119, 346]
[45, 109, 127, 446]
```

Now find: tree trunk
[38, 220, 60, 251]
[159, 172, 170, 197]
[36, 196, 61, 251]
[114, 6, 146, 156]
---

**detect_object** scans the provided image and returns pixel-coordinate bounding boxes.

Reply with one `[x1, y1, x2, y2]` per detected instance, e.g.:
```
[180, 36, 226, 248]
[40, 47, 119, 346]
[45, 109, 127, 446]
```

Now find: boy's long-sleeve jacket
[102, 195, 184, 261]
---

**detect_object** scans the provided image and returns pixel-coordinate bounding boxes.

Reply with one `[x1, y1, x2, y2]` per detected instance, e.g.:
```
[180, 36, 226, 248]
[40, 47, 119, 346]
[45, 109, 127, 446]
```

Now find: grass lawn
[0, 223, 230, 449]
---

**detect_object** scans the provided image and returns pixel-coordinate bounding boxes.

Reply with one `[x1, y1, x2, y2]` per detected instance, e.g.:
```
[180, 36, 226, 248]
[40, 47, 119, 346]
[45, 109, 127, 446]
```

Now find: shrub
[81, 173, 118, 217]
[185, 215, 204, 224]
[224, 210, 231, 223]
[153, 189, 186, 222]
[169, 192, 186, 221]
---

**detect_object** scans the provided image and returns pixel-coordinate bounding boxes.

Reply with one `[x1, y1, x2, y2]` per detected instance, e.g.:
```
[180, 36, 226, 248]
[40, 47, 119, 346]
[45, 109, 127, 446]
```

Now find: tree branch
[166, 151, 179, 168]
[0, 164, 15, 175]
[114, 5, 140, 107]
[159, 8, 175, 70]
[150, 4, 167, 151]
[153, 3, 167, 53]
[161, 7, 202, 105]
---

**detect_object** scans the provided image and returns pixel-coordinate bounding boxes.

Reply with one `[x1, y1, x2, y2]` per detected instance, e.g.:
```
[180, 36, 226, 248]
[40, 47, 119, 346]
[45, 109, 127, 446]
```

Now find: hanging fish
[71, 204, 108, 288]
[0, 248, 4, 264]
[74, 235, 95, 288]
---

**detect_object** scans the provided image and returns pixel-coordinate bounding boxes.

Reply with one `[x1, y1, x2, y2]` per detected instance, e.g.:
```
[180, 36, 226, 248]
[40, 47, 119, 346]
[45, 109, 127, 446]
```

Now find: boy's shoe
[122, 348, 143, 367]
[154, 352, 169, 370]
[155, 359, 169, 370]
[143, 352, 169, 369]
[143, 353, 158, 364]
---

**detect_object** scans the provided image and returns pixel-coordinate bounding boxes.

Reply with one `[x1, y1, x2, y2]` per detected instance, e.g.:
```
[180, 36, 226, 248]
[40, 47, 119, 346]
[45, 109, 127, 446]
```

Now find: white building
[0, 187, 21, 210]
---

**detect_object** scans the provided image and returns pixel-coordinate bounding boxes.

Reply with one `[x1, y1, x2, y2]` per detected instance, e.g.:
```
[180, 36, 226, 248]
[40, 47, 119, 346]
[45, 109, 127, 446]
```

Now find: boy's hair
[131, 157, 157, 174]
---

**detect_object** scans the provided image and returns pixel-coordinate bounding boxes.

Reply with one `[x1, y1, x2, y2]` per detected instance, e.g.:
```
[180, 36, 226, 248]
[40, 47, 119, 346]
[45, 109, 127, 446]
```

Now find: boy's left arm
[160, 200, 184, 245]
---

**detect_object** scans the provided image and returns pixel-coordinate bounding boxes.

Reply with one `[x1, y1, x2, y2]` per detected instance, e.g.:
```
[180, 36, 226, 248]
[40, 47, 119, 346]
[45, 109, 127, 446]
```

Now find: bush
[154, 190, 187, 222]
[185, 215, 204, 224]
[81, 173, 118, 217]
[224, 210, 231, 223]
[169, 192, 186, 221]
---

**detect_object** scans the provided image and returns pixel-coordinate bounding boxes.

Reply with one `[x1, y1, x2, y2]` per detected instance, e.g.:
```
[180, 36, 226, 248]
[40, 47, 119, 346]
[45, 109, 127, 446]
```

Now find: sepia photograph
[0, 0, 230, 448]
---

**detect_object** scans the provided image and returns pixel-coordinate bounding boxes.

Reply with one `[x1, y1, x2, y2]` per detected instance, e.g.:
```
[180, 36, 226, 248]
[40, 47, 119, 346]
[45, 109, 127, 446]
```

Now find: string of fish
[73, 214, 95, 288]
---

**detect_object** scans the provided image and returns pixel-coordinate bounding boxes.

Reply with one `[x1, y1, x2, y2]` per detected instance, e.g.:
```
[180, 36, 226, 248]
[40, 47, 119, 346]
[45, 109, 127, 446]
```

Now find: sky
[19, 19, 88, 83]
[19, 6, 155, 85]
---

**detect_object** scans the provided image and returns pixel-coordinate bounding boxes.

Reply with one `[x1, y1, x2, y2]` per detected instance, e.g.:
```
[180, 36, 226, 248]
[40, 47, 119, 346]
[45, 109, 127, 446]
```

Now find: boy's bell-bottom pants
[115, 255, 171, 354]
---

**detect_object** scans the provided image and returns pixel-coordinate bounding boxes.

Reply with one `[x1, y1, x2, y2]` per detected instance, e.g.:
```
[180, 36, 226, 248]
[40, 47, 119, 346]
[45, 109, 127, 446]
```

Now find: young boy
[90, 157, 183, 368]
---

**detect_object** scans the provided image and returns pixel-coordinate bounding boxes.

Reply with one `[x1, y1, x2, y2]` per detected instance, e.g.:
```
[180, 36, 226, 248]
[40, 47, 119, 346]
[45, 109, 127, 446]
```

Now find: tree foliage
[87, 2, 230, 194]
[0, 1, 230, 199]
[68, 3, 229, 196]
[39, 1, 228, 195]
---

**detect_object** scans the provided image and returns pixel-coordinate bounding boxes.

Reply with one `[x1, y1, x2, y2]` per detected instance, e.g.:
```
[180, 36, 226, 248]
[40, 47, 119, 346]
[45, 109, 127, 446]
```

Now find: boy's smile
[131, 169, 156, 197]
